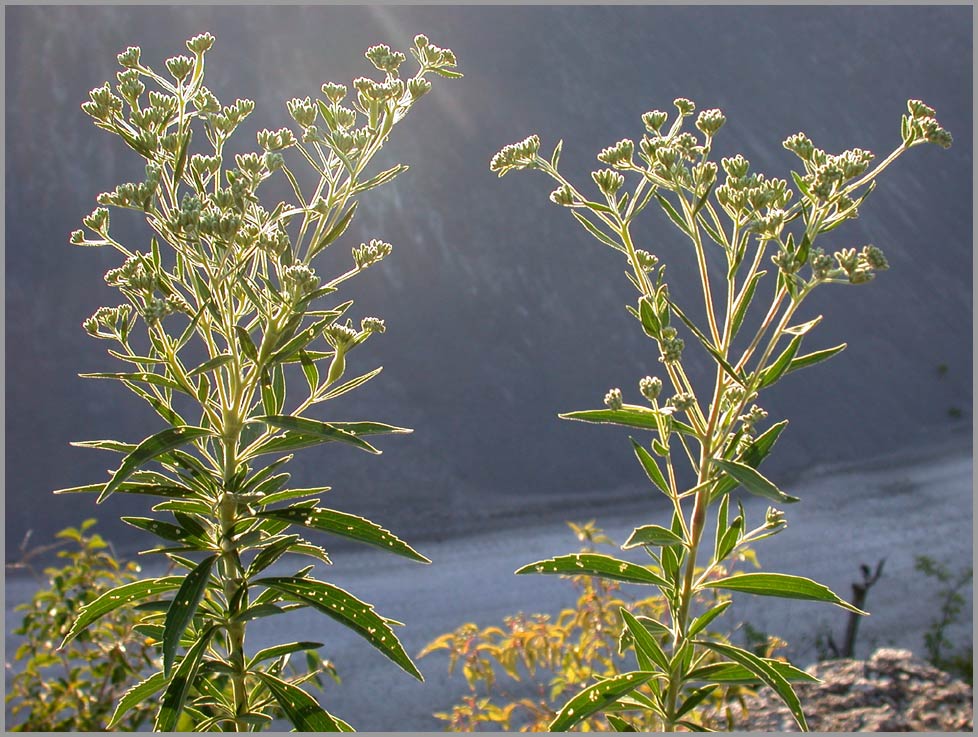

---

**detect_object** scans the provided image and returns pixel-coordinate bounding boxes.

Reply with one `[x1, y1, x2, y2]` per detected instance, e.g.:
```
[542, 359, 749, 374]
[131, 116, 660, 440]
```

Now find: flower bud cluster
[634, 249, 659, 273]
[549, 184, 575, 207]
[826, 244, 888, 284]
[207, 99, 255, 141]
[408, 78, 432, 100]
[257, 225, 291, 257]
[116, 70, 145, 107]
[902, 99, 953, 149]
[258, 127, 297, 151]
[287, 97, 318, 128]
[716, 160, 792, 219]
[141, 294, 189, 326]
[117, 46, 141, 69]
[105, 253, 156, 294]
[739, 404, 767, 433]
[84, 304, 133, 339]
[81, 83, 124, 124]
[674, 98, 695, 117]
[186, 33, 215, 56]
[354, 76, 405, 105]
[411, 35, 458, 71]
[325, 321, 359, 350]
[490, 135, 541, 176]
[82, 207, 110, 236]
[765, 507, 786, 528]
[666, 392, 695, 413]
[639, 376, 662, 402]
[597, 139, 634, 168]
[695, 108, 726, 137]
[97, 165, 161, 211]
[365, 44, 406, 75]
[603, 388, 624, 411]
[193, 87, 221, 114]
[282, 264, 320, 299]
[642, 110, 669, 134]
[658, 327, 684, 364]
[165, 55, 194, 83]
[592, 169, 625, 197]
[361, 316, 386, 334]
[353, 239, 393, 269]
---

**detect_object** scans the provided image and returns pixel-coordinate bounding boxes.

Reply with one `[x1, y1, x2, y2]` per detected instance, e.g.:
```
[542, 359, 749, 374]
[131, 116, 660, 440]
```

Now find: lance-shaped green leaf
[309, 202, 357, 258]
[255, 415, 382, 454]
[560, 407, 665, 432]
[654, 193, 692, 237]
[248, 641, 324, 667]
[516, 553, 670, 588]
[630, 438, 670, 495]
[62, 576, 182, 646]
[696, 640, 807, 730]
[79, 371, 186, 393]
[571, 210, 626, 252]
[705, 572, 866, 614]
[687, 600, 732, 638]
[619, 608, 670, 671]
[686, 658, 818, 684]
[667, 297, 746, 387]
[256, 507, 429, 563]
[246, 535, 301, 577]
[713, 459, 799, 504]
[785, 343, 847, 375]
[256, 576, 422, 680]
[107, 671, 168, 728]
[730, 270, 765, 338]
[606, 714, 638, 732]
[54, 480, 193, 498]
[254, 485, 331, 507]
[712, 420, 788, 501]
[352, 163, 409, 195]
[759, 332, 804, 388]
[163, 555, 217, 677]
[675, 684, 719, 721]
[327, 421, 413, 437]
[186, 353, 233, 378]
[622, 524, 684, 550]
[155, 624, 217, 732]
[254, 671, 353, 731]
[98, 426, 212, 503]
[122, 516, 194, 543]
[549, 671, 657, 731]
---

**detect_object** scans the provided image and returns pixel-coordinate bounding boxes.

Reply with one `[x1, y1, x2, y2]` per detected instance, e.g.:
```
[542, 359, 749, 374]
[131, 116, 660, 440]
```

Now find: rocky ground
[740, 648, 973, 731]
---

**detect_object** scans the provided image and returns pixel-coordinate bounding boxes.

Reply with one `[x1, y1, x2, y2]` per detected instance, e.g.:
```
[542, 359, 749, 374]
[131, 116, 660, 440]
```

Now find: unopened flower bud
[667, 392, 695, 412]
[604, 388, 624, 411]
[639, 376, 662, 402]
[361, 316, 386, 334]
[490, 135, 541, 176]
[165, 55, 194, 83]
[186, 33, 215, 55]
[408, 77, 432, 99]
[642, 110, 669, 134]
[695, 108, 726, 136]
[117, 46, 141, 68]
[765, 507, 786, 528]
[597, 139, 634, 168]
[592, 168, 625, 197]
[634, 249, 658, 273]
[673, 98, 695, 116]
[549, 184, 575, 206]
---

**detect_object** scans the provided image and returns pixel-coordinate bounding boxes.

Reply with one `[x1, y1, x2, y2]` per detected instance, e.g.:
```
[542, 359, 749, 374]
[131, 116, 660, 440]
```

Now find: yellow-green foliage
[6, 521, 158, 731]
[422, 522, 763, 731]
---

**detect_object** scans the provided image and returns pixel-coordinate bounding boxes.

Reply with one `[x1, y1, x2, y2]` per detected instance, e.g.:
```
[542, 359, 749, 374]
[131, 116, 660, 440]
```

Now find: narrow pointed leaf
[560, 407, 663, 432]
[254, 486, 331, 507]
[622, 525, 684, 550]
[62, 577, 182, 646]
[155, 625, 217, 731]
[256, 507, 429, 563]
[107, 671, 168, 728]
[696, 640, 807, 730]
[687, 659, 818, 684]
[759, 333, 804, 388]
[80, 371, 185, 392]
[352, 164, 409, 194]
[713, 459, 799, 504]
[516, 553, 669, 588]
[309, 202, 357, 258]
[187, 353, 233, 378]
[705, 572, 866, 614]
[712, 420, 789, 500]
[255, 671, 353, 731]
[675, 684, 719, 720]
[163, 555, 217, 677]
[256, 576, 422, 680]
[255, 415, 381, 454]
[619, 608, 670, 671]
[668, 298, 746, 387]
[654, 193, 691, 236]
[98, 426, 212, 502]
[630, 438, 670, 495]
[688, 600, 732, 637]
[571, 210, 626, 252]
[249, 641, 323, 667]
[316, 366, 383, 402]
[785, 343, 847, 375]
[549, 671, 656, 731]
[606, 714, 637, 732]
[730, 271, 765, 338]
